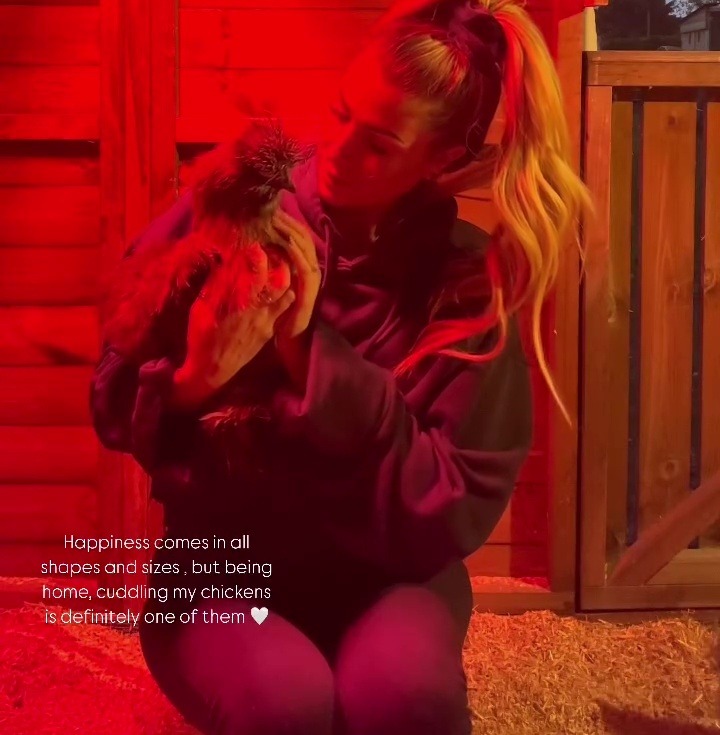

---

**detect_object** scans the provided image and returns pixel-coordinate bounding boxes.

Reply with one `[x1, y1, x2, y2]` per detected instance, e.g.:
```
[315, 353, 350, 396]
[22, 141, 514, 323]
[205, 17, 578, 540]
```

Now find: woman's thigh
[333, 579, 473, 735]
[139, 597, 337, 735]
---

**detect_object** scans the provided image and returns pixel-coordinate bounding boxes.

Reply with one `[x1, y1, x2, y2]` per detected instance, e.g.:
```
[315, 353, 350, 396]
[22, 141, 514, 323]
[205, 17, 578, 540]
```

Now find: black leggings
[139, 563, 474, 735]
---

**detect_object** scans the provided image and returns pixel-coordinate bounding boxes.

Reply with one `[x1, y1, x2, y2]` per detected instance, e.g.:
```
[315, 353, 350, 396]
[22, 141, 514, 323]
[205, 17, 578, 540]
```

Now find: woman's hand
[268, 210, 322, 389]
[171, 249, 295, 411]
[270, 210, 322, 340]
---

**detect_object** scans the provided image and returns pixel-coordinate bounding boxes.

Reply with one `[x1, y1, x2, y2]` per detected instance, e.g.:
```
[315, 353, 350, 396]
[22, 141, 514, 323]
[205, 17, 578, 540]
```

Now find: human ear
[427, 144, 470, 179]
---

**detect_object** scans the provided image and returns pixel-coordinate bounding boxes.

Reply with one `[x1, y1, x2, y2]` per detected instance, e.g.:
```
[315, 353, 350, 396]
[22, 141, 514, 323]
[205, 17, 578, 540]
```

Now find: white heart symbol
[251, 607, 268, 625]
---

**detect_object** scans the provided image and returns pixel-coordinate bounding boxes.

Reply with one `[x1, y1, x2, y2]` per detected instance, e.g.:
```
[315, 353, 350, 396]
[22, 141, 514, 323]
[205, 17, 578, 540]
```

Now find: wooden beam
[0, 114, 98, 142]
[579, 84, 614, 589]
[586, 51, 720, 87]
[548, 9, 585, 598]
[608, 469, 720, 586]
[582, 582, 720, 610]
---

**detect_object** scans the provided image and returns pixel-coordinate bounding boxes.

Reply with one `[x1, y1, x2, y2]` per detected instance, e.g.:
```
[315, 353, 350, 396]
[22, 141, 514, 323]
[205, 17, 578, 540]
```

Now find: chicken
[99, 117, 313, 451]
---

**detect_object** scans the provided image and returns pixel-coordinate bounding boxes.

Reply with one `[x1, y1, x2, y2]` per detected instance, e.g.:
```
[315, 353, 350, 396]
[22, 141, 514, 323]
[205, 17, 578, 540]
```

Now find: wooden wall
[0, 2, 102, 579]
[0, 0, 563, 588]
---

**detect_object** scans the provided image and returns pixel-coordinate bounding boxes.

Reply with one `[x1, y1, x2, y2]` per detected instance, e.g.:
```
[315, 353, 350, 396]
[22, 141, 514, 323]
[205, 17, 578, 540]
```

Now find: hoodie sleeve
[89, 346, 189, 474]
[89, 193, 195, 475]
[269, 316, 534, 581]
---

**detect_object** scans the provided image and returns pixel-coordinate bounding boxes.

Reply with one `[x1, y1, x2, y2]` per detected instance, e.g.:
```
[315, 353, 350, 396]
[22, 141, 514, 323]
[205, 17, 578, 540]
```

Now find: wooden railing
[581, 52, 720, 610]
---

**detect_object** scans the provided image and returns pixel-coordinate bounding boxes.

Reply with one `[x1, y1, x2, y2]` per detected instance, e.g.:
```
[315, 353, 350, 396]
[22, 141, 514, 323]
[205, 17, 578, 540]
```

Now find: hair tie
[444, 1, 506, 158]
[440, 1, 507, 76]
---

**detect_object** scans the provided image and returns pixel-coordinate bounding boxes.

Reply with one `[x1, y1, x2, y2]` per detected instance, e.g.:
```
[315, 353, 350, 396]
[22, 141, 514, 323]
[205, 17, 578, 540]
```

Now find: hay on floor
[0, 602, 719, 734]
[464, 609, 720, 735]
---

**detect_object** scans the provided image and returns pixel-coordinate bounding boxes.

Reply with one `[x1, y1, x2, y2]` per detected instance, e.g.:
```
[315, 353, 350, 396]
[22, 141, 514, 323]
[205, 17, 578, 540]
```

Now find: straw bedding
[1, 599, 718, 734]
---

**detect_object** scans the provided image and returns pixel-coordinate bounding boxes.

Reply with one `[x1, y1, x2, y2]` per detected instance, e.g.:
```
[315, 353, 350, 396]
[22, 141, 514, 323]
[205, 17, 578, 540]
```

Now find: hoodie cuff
[270, 321, 392, 456]
[130, 355, 181, 472]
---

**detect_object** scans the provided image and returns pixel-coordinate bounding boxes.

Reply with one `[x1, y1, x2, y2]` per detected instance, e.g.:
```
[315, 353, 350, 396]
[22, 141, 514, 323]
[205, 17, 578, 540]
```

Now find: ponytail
[480, 0, 592, 425]
[387, 0, 593, 426]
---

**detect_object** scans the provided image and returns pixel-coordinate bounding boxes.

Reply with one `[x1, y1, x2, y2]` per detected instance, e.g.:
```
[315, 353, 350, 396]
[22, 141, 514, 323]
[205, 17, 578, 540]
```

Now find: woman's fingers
[243, 242, 270, 299]
[266, 289, 296, 320]
[272, 211, 320, 271]
[271, 224, 320, 316]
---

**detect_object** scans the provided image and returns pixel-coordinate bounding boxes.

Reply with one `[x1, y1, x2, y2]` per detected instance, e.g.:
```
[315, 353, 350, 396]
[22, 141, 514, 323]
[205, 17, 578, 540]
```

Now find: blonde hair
[375, 0, 593, 425]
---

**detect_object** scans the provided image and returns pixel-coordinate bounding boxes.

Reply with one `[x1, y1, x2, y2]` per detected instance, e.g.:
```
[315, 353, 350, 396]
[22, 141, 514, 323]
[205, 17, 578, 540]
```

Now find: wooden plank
[582, 583, 720, 610]
[178, 0, 550, 9]
[180, 9, 380, 69]
[177, 114, 326, 144]
[586, 51, 720, 87]
[0, 427, 98, 484]
[580, 86, 614, 589]
[147, 0, 178, 565]
[0, 0, 98, 6]
[0, 0, 98, 4]
[530, 360, 550, 445]
[0, 186, 100, 247]
[488, 484, 547, 545]
[455, 196, 500, 234]
[0, 68, 100, 114]
[0, 484, 97, 542]
[516, 450, 546, 486]
[648, 548, 720, 586]
[547, 9, 583, 597]
[0, 113, 98, 141]
[0, 543, 101, 577]
[0, 307, 99, 366]
[180, 0, 387, 7]
[464, 543, 546, 578]
[702, 103, 720, 546]
[0, 367, 94, 425]
[608, 468, 720, 586]
[0, 145, 99, 186]
[472, 591, 572, 615]
[179, 69, 342, 121]
[576, 609, 720, 624]
[149, 0, 179, 218]
[638, 102, 695, 536]
[0, 6, 99, 65]
[0, 248, 101, 305]
[470, 576, 550, 593]
[605, 101, 633, 563]
[94, 0, 131, 616]
[123, 0, 152, 239]
[98, 0, 158, 615]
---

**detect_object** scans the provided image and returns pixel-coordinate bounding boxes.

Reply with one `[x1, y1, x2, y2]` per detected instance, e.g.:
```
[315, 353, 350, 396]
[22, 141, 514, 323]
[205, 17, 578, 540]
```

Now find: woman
[90, 0, 590, 732]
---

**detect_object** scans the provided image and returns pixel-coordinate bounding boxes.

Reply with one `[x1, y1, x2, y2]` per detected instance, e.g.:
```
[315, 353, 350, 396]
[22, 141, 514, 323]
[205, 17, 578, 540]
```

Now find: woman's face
[316, 49, 464, 210]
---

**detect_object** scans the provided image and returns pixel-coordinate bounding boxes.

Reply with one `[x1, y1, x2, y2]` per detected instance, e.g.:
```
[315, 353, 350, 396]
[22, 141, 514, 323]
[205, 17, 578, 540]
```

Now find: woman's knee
[336, 654, 470, 735]
[210, 658, 336, 735]
[334, 585, 471, 735]
[139, 601, 336, 735]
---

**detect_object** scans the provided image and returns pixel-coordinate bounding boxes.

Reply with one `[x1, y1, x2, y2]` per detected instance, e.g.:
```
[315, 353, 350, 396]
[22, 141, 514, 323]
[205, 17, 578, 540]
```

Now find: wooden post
[98, 0, 177, 615]
[547, 8, 586, 608]
[579, 83, 614, 593]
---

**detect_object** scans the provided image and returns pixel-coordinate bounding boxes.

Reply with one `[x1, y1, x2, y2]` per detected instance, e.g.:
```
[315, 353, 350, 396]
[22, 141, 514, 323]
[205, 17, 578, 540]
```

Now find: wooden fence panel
[581, 53, 720, 610]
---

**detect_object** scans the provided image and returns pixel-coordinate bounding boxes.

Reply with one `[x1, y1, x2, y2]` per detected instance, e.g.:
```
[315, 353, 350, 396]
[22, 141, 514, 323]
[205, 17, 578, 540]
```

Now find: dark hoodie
[89, 153, 533, 593]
